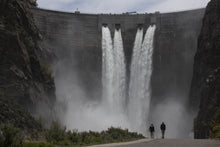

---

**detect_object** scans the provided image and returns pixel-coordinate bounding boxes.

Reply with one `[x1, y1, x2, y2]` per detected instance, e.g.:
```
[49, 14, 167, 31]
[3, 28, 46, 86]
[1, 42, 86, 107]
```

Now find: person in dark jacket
[160, 122, 166, 139]
[149, 124, 155, 139]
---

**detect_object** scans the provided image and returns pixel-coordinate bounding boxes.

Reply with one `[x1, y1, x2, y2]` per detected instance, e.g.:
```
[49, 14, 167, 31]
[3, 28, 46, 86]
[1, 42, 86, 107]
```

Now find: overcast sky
[37, 0, 210, 14]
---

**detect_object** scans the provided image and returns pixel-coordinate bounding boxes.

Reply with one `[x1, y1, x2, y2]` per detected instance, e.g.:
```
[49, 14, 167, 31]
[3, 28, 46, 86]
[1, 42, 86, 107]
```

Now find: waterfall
[102, 27, 126, 112]
[113, 28, 126, 111]
[102, 26, 114, 106]
[102, 25, 156, 135]
[128, 25, 156, 134]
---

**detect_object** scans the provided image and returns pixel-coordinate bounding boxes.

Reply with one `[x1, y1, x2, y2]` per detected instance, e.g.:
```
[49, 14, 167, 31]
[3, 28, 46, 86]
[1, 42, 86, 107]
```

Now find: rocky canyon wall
[0, 0, 56, 130]
[190, 0, 220, 139]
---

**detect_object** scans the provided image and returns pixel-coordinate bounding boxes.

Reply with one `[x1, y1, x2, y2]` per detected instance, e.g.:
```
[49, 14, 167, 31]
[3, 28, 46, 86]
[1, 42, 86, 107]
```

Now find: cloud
[37, 0, 210, 13]
[148, 0, 210, 12]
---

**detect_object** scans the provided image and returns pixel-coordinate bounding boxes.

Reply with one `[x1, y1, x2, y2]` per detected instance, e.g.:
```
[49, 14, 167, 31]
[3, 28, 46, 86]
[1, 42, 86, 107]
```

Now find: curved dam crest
[32, 8, 205, 138]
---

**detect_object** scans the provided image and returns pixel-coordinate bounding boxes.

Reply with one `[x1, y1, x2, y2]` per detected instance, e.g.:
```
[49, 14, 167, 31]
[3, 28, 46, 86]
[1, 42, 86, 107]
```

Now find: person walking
[149, 124, 155, 139]
[160, 122, 166, 139]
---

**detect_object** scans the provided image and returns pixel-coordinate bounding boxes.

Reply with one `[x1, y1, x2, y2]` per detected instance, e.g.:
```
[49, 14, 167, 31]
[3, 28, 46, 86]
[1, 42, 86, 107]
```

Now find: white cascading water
[101, 25, 156, 135]
[127, 28, 144, 132]
[102, 26, 126, 113]
[128, 25, 156, 135]
[102, 26, 114, 106]
[112, 28, 126, 112]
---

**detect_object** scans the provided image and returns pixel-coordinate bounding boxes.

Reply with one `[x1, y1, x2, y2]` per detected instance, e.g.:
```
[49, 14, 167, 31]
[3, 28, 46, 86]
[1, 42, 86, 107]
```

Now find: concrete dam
[32, 8, 205, 138]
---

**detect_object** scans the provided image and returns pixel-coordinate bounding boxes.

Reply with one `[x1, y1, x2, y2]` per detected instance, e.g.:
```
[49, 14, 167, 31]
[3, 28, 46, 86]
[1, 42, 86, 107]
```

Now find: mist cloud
[150, 98, 195, 138]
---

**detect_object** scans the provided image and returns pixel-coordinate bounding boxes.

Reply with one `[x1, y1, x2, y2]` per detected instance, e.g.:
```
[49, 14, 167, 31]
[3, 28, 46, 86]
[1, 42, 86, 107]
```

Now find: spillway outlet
[150, 23, 156, 26]
[137, 24, 143, 30]
[102, 23, 108, 27]
[115, 24, 121, 30]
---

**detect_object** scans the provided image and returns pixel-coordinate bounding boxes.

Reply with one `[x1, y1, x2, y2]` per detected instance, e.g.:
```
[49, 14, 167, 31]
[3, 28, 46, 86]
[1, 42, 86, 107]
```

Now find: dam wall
[152, 9, 205, 105]
[32, 8, 205, 105]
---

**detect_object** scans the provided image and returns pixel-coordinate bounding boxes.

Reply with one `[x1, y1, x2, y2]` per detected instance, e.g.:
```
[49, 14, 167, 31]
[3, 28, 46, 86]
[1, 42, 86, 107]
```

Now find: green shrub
[209, 106, 220, 139]
[23, 142, 53, 147]
[30, 131, 39, 141]
[0, 123, 23, 147]
[40, 62, 53, 78]
[45, 121, 66, 142]
[213, 124, 220, 138]
[66, 130, 78, 143]
[42, 124, 144, 146]
[210, 123, 220, 139]
[92, 137, 101, 143]
[56, 140, 70, 146]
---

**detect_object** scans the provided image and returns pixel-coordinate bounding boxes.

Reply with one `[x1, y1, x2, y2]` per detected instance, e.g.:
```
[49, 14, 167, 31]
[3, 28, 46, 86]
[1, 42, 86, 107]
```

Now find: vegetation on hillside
[0, 97, 42, 131]
[0, 123, 23, 147]
[210, 107, 220, 139]
[43, 121, 144, 146]
[209, 72, 220, 139]
[0, 121, 145, 147]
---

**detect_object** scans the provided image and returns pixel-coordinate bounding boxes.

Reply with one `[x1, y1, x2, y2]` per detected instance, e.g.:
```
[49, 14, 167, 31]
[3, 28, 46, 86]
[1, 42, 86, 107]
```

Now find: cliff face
[190, 0, 220, 139]
[0, 0, 56, 129]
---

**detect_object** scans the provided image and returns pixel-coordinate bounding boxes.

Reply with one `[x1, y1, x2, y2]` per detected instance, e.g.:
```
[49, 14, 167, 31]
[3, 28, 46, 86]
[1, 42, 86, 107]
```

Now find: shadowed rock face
[32, 8, 205, 106]
[190, 0, 220, 139]
[0, 0, 56, 129]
